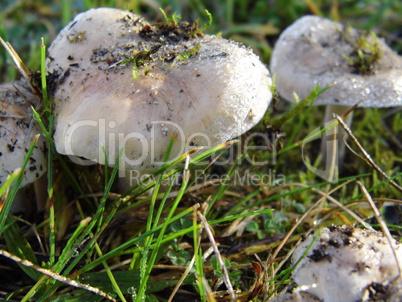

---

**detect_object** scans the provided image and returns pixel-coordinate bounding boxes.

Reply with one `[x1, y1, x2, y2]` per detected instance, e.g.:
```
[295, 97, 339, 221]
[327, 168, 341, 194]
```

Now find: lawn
[0, 0, 401, 301]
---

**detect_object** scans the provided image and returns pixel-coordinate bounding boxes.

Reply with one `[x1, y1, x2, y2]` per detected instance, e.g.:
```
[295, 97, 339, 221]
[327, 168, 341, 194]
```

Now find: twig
[168, 203, 201, 302]
[381, 116, 402, 150]
[197, 211, 236, 302]
[335, 114, 402, 193]
[0, 37, 37, 93]
[0, 114, 28, 118]
[0, 249, 116, 301]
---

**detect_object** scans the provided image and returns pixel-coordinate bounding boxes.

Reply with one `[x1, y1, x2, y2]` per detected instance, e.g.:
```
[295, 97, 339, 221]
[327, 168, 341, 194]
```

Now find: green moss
[343, 28, 383, 75]
[67, 31, 86, 43]
[177, 44, 201, 60]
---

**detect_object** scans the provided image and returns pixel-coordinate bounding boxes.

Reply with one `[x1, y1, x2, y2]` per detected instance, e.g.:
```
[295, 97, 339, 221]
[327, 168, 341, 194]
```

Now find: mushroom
[270, 15, 402, 167]
[46, 8, 272, 188]
[290, 225, 402, 302]
[0, 79, 47, 211]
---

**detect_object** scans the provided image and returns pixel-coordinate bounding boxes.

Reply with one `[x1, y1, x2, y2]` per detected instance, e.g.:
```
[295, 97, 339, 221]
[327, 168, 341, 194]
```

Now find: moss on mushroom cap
[47, 8, 272, 173]
[0, 80, 46, 187]
[270, 15, 402, 107]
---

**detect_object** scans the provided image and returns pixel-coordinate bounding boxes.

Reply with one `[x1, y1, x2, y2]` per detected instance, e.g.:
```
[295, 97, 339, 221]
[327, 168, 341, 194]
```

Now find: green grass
[1, 0, 402, 301]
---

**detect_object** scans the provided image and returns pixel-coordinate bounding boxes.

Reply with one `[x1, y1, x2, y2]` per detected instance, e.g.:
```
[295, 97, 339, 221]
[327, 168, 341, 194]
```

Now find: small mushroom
[46, 8, 272, 186]
[290, 225, 402, 302]
[0, 79, 47, 211]
[270, 15, 402, 164]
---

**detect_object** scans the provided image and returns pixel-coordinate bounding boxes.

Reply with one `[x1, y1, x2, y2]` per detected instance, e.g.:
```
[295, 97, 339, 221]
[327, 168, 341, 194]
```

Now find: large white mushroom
[0, 79, 47, 211]
[288, 225, 402, 302]
[270, 15, 402, 167]
[46, 8, 272, 186]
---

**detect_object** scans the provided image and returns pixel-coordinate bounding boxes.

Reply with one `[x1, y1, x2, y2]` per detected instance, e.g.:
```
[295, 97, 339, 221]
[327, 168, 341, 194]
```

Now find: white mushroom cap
[291, 225, 402, 302]
[0, 80, 47, 187]
[47, 8, 272, 173]
[270, 15, 402, 107]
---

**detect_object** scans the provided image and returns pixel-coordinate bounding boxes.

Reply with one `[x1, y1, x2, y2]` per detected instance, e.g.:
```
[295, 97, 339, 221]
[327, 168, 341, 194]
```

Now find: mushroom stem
[9, 176, 48, 214]
[117, 171, 147, 194]
[10, 191, 32, 213]
[34, 175, 48, 211]
[321, 104, 354, 174]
